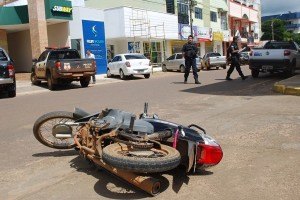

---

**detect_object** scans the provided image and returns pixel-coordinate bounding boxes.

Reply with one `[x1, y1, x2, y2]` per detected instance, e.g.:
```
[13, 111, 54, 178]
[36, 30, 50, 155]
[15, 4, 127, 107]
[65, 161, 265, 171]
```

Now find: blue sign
[82, 20, 107, 74]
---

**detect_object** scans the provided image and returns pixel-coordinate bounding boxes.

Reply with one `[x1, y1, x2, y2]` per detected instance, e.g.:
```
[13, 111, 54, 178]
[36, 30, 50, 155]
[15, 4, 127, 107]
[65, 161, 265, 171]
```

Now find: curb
[273, 83, 300, 96]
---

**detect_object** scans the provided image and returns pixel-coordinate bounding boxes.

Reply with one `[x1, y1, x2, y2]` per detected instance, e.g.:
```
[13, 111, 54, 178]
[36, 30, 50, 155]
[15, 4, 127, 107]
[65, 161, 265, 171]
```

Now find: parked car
[249, 41, 300, 77]
[0, 47, 16, 97]
[31, 47, 96, 90]
[161, 53, 201, 72]
[201, 52, 227, 70]
[107, 53, 152, 79]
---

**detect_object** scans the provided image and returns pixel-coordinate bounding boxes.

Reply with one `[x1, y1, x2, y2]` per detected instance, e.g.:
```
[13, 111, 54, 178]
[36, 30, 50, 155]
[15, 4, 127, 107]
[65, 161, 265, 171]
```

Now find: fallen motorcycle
[33, 103, 223, 195]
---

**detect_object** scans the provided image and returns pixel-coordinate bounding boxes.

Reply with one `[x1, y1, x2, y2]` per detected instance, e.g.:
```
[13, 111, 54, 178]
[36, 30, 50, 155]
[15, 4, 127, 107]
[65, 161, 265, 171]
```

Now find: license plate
[262, 66, 273, 70]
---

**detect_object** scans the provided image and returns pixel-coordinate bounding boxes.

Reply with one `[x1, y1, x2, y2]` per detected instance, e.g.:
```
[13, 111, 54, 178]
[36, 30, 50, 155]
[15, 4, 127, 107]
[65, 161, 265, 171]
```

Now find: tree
[261, 19, 286, 41]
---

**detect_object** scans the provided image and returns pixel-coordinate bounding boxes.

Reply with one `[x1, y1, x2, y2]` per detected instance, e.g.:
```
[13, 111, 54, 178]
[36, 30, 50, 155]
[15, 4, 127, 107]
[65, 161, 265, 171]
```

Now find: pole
[271, 20, 274, 41]
[189, 0, 194, 36]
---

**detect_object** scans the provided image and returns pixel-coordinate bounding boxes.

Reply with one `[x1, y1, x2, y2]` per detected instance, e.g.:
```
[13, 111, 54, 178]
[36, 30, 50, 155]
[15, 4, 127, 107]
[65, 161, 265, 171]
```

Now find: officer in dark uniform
[182, 35, 200, 84]
[226, 36, 247, 80]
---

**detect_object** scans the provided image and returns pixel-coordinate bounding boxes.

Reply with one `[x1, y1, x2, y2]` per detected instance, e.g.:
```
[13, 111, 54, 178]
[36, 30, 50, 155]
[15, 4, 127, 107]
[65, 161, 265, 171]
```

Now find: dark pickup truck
[0, 48, 16, 97]
[31, 47, 96, 90]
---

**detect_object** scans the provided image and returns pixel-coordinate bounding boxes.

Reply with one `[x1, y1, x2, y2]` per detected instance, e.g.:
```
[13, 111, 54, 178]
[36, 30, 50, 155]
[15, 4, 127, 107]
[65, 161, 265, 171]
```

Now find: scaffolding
[129, 8, 166, 67]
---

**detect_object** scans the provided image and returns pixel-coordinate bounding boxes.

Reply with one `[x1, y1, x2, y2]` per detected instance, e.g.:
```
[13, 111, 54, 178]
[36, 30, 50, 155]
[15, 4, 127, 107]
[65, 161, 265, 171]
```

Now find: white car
[107, 53, 152, 79]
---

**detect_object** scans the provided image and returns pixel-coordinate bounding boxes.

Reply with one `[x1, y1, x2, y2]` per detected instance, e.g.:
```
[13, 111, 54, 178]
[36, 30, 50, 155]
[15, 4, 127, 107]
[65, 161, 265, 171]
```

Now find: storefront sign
[128, 42, 141, 53]
[82, 20, 107, 74]
[197, 27, 212, 42]
[213, 32, 224, 41]
[52, 6, 72, 14]
[178, 24, 197, 40]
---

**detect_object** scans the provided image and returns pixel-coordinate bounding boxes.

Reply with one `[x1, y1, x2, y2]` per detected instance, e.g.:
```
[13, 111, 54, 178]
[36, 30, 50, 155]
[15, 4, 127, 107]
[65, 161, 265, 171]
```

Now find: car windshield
[264, 42, 295, 50]
[0, 50, 8, 61]
[124, 54, 146, 60]
[48, 50, 81, 60]
[208, 53, 221, 57]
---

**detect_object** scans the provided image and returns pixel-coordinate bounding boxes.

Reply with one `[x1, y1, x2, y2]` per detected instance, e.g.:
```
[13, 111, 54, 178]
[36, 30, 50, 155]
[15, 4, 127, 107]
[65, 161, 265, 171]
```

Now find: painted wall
[7, 30, 32, 72]
[85, 0, 166, 13]
[104, 7, 178, 40]
[0, 30, 8, 52]
[47, 22, 70, 47]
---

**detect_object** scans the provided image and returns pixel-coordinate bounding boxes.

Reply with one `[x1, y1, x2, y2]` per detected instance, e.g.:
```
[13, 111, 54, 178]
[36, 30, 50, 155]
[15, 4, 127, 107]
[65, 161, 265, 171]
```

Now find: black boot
[226, 76, 233, 81]
[184, 78, 187, 84]
[195, 79, 201, 84]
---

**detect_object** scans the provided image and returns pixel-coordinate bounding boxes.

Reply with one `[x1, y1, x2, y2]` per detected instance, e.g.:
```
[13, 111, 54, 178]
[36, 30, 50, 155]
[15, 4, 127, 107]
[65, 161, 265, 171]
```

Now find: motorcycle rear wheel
[33, 111, 77, 149]
[102, 143, 181, 173]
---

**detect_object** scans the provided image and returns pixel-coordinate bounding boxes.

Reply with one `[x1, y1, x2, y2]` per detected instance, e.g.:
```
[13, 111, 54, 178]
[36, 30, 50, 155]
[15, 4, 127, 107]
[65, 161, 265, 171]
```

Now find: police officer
[226, 36, 247, 80]
[182, 35, 200, 84]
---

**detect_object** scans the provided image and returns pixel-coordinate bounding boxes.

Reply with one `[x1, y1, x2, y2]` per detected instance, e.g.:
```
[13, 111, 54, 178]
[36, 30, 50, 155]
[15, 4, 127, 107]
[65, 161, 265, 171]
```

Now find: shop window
[210, 11, 217, 22]
[195, 7, 202, 19]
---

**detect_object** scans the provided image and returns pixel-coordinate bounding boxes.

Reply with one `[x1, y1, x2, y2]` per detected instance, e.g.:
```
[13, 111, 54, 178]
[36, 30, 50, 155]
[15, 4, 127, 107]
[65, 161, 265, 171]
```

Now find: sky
[261, 0, 300, 16]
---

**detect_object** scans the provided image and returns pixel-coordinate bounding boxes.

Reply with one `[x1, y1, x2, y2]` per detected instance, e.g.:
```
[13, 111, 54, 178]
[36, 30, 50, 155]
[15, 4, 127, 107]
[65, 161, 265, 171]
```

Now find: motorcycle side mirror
[152, 114, 159, 119]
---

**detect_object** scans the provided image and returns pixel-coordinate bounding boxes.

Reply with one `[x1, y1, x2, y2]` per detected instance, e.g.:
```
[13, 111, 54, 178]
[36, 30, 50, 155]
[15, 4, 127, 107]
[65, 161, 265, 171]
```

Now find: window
[195, 7, 202, 19]
[48, 50, 81, 60]
[178, 2, 189, 24]
[210, 11, 217, 22]
[112, 56, 121, 62]
[124, 54, 146, 60]
[0, 50, 8, 61]
[166, 0, 175, 14]
[167, 55, 175, 60]
[38, 51, 49, 62]
[176, 54, 183, 59]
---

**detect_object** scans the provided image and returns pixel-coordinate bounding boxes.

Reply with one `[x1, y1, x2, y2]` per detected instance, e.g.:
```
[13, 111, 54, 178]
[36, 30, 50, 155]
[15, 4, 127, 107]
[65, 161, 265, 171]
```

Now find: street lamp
[271, 14, 283, 41]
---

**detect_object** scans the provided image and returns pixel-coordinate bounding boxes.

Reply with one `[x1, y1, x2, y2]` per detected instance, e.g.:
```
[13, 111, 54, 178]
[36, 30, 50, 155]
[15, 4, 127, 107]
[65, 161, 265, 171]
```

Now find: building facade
[0, 0, 107, 74]
[228, 0, 261, 49]
[262, 12, 300, 34]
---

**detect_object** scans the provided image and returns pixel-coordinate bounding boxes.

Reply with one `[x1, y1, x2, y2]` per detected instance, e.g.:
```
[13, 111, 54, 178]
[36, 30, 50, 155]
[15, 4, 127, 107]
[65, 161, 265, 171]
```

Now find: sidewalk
[273, 74, 300, 96]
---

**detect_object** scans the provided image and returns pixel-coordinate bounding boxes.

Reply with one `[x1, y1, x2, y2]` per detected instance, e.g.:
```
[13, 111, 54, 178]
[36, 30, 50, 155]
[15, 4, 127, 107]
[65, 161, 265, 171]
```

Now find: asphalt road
[1, 68, 300, 200]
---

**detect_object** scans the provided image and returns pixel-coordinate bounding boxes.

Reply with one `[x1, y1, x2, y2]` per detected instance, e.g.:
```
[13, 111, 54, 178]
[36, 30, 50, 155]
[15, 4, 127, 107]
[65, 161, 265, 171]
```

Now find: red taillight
[7, 64, 15, 78]
[55, 61, 61, 70]
[197, 144, 223, 165]
[125, 61, 131, 67]
[284, 50, 291, 56]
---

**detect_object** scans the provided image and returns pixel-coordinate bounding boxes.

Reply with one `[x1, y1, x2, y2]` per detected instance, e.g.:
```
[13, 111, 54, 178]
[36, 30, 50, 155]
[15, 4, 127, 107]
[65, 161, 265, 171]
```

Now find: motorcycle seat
[98, 109, 154, 134]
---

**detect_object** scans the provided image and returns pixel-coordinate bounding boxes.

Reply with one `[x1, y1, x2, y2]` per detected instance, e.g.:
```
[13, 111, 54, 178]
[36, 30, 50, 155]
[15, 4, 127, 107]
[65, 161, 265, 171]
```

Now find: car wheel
[31, 72, 41, 85]
[80, 77, 90, 87]
[162, 65, 167, 72]
[180, 65, 185, 73]
[216, 67, 219, 70]
[222, 65, 226, 69]
[144, 74, 150, 79]
[8, 89, 16, 98]
[107, 68, 112, 78]
[120, 70, 126, 80]
[47, 72, 56, 90]
[284, 62, 296, 77]
[206, 65, 210, 70]
[251, 69, 259, 78]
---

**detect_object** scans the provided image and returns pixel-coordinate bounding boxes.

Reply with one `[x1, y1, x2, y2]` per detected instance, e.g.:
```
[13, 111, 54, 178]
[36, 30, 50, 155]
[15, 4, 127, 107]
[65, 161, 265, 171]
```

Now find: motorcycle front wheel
[102, 143, 181, 173]
[33, 111, 77, 149]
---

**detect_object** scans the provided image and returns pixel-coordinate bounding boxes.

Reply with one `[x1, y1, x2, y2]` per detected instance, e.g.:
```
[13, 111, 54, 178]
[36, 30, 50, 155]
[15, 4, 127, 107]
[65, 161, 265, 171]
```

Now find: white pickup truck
[200, 52, 227, 70]
[249, 41, 300, 77]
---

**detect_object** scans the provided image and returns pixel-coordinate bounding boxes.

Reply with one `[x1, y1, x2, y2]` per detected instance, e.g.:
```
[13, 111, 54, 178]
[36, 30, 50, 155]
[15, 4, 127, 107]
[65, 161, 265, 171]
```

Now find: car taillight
[197, 143, 223, 165]
[7, 64, 15, 78]
[125, 61, 131, 67]
[55, 61, 61, 70]
[284, 50, 291, 56]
